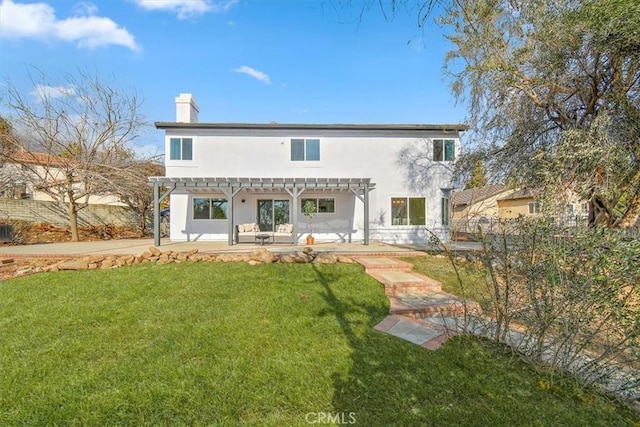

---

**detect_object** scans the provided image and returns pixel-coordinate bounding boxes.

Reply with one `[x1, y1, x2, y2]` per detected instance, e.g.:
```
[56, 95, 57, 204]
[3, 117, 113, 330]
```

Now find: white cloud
[72, 2, 98, 16]
[135, 0, 237, 19]
[234, 66, 271, 85]
[0, 0, 138, 51]
[31, 84, 76, 101]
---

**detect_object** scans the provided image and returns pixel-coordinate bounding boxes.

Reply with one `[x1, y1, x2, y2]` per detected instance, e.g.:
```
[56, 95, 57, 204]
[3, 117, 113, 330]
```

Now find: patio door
[257, 199, 290, 232]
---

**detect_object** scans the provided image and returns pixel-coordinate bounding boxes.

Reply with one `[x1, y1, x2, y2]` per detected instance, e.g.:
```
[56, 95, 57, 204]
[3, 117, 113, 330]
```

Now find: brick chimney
[175, 93, 199, 123]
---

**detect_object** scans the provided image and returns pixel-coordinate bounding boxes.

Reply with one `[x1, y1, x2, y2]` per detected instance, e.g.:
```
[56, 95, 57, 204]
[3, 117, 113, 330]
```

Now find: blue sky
[0, 0, 467, 155]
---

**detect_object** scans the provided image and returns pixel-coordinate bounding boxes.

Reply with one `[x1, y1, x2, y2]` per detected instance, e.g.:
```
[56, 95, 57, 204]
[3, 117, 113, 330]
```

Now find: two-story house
[150, 93, 466, 246]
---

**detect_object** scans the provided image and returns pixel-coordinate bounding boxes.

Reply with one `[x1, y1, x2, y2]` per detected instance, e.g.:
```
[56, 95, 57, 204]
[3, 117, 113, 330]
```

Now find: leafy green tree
[465, 159, 487, 189]
[441, 0, 640, 227]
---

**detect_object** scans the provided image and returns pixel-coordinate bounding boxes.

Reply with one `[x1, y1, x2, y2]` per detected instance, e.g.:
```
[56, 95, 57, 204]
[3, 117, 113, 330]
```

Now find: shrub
[476, 218, 639, 395]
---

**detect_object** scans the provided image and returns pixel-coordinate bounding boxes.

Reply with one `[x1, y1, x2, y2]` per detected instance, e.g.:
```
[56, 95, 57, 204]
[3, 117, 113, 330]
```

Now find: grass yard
[404, 255, 491, 305]
[0, 262, 637, 426]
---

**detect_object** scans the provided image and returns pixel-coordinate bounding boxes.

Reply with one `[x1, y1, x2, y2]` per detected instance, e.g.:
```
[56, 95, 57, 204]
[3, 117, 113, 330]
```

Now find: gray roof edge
[154, 122, 469, 132]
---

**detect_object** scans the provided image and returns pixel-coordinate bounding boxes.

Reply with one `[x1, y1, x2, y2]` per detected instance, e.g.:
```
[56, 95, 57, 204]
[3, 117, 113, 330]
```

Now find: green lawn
[404, 255, 491, 305]
[0, 262, 636, 426]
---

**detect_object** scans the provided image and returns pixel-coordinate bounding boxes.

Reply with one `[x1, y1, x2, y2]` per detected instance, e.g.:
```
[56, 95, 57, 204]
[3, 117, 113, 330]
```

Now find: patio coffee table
[255, 233, 271, 245]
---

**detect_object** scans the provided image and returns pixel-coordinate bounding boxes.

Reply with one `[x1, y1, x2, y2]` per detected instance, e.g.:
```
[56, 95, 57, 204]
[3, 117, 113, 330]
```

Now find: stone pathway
[355, 257, 481, 350]
[357, 257, 640, 408]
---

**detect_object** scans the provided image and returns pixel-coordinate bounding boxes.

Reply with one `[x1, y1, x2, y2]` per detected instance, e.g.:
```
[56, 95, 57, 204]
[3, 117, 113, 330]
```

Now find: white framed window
[581, 202, 589, 213]
[433, 139, 456, 162]
[300, 197, 335, 213]
[170, 138, 193, 160]
[291, 138, 320, 161]
[441, 197, 450, 226]
[528, 202, 541, 214]
[193, 198, 228, 220]
[391, 197, 426, 225]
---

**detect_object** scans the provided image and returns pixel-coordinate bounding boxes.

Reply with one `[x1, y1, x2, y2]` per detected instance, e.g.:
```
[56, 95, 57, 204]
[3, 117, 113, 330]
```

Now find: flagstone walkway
[354, 257, 481, 350]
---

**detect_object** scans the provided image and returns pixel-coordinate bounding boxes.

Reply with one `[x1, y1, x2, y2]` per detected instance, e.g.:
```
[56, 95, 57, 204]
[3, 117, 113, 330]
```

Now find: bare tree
[101, 160, 165, 235]
[0, 68, 148, 241]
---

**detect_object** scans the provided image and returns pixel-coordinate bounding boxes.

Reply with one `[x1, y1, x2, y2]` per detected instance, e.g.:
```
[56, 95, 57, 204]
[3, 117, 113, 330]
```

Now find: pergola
[148, 177, 376, 246]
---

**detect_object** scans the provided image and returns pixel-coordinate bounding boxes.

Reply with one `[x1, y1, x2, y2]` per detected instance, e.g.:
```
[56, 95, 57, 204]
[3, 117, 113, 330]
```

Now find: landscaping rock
[278, 254, 296, 263]
[86, 255, 106, 264]
[302, 246, 316, 256]
[57, 259, 89, 270]
[149, 246, 162, 256]
[249, 248, 275, 264]
[246, 260, 261, 266]
[295, 253, 313, 263]
[312, 253, 337, 264]
[337, 256, 354, 264]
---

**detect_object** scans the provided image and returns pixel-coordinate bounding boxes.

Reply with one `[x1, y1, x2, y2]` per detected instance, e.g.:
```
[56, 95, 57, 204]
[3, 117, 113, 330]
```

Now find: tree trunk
[616, 191, 640, 229]
[588, 196, 614, 228]
[68, 198, 80, 242]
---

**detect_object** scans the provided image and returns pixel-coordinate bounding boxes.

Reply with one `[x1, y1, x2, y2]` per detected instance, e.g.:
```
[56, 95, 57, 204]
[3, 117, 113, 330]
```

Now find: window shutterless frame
[193, 197, 228, 219]
[300, 197, 335, 213]
[391, 197, 426, 225]
[169, 138, 193, 160]
[432, 139, 455, 162]
[291, 138, 320, 161]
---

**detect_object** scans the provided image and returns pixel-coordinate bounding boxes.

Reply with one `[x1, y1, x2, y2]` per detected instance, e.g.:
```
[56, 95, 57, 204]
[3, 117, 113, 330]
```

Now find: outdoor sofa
[235, 222, 294, 244]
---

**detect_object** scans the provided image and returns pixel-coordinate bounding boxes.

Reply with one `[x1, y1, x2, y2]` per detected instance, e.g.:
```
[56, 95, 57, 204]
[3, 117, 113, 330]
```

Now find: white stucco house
[150, 93, 466, 246]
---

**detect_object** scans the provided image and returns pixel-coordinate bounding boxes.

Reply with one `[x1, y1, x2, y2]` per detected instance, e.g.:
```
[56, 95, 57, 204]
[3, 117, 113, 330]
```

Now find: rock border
[1, 247, 356, 278]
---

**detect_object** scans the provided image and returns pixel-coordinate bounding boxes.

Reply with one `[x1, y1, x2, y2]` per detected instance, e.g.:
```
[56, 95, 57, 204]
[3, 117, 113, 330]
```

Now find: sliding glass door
[257, 199, 290, 231]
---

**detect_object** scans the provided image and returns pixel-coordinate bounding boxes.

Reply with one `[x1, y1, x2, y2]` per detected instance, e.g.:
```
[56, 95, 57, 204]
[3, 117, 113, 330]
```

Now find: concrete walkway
[0, 239, 426, 258]
[354, 257, 481, 350]
[0, 238, 481, 258]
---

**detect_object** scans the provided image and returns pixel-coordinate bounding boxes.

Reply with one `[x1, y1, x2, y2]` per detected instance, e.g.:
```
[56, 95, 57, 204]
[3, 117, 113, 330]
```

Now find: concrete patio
[0, 238, 481, 258]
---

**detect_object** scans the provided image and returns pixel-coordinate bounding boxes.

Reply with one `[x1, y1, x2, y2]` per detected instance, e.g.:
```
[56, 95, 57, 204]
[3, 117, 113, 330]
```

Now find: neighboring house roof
[498, 188, 539, 201]
[155, 122, 469, 132]
[452, 184, 507, 207]
[4, 150, 66, 167]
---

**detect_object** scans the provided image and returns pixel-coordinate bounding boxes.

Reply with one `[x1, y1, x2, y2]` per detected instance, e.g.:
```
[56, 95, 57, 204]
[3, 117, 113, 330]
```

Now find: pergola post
[151, 181, 176, 247]
[222, 186, 243, 245]
[364, 182, 370, 245]
[350, 183, 374, 246]
[285, 186, 305, 245]
[153, 181, 160, 247]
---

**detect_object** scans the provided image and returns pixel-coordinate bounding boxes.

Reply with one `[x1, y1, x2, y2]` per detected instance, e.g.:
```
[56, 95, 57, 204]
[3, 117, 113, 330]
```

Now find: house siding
[163, 130, 459, 243]
[157, 95, 464, 244]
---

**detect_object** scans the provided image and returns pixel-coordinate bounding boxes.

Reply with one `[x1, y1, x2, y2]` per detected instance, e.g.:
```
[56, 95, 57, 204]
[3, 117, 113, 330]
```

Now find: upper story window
[291, 138, 320, 161]
[433, 139, 455, 162]
[170, 138, 193, 160]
